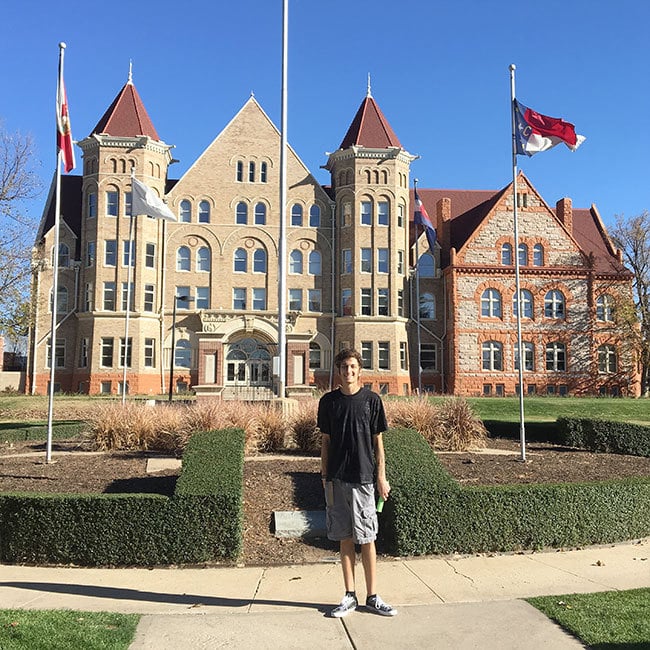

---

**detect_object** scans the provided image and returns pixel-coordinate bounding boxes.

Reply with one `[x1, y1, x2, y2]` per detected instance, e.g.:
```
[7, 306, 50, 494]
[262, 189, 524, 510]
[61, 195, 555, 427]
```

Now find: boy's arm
[374, 433, 390, 500]
[321, 432, 330, 482]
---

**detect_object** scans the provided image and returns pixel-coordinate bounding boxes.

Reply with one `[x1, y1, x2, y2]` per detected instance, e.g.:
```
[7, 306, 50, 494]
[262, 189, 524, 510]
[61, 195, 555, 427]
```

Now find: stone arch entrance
[224, 336, 274, 389]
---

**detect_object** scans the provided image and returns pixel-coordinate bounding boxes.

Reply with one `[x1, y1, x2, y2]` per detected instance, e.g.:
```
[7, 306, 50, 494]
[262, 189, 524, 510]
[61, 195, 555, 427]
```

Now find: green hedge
[0, 428, 245, 566]
[557, 418, 650, 457]
[380, 428, 650, 556]
[0, 421, 87, 442]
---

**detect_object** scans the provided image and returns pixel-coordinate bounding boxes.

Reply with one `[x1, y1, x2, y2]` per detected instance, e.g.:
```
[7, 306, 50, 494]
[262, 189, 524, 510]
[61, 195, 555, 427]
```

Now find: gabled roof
[90, 81, 160, 139]
[36, 174, 83, 255]
[339, 95, 402, 149]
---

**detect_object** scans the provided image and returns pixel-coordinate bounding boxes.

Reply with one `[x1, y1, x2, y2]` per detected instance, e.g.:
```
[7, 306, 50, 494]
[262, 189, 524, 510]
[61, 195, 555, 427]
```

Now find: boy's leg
[340, 538, 356, 591]
[360, 541, 377, 596]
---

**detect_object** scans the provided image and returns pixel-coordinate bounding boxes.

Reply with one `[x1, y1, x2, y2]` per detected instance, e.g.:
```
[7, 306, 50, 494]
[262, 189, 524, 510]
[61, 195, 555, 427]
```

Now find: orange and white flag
[56, 46, 75, 173]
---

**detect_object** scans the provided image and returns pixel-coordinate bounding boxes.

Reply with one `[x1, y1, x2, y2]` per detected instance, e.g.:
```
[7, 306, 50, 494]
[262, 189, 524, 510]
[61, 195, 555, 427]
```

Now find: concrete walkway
[0, 538, 648, 649]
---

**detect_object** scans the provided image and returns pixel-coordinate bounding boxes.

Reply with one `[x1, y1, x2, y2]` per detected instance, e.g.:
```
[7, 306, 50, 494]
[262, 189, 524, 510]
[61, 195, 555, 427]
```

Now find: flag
[414, 189, 437, 251]
[131, 176, 177, 221]
[56, 54, 75, 173]
[514, 99, 585, 156]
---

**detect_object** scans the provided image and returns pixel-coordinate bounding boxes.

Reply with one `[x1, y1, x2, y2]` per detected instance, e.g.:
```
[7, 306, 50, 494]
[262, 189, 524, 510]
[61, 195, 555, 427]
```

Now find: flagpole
[413, 179, 423, 395]
[509, 63, 526, 462]
[277, 0, 288, 399]
[122, 173, 136, 404]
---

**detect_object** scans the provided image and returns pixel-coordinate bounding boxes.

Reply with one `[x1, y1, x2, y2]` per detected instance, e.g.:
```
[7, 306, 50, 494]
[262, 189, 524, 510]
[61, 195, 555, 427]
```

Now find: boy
[318, 348, 397, 617]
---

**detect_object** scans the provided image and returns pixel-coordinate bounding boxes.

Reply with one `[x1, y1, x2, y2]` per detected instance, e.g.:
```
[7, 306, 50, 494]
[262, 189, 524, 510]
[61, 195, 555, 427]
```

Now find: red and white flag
[56, 49, 75, 173]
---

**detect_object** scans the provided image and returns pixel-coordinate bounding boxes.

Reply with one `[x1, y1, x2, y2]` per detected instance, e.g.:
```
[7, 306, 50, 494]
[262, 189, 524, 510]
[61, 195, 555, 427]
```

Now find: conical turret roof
[339, 94, 402, 149]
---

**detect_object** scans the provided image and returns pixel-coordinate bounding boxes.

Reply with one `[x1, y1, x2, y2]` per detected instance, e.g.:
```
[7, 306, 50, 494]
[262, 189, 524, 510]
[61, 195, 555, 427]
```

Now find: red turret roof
[339, 95, 402, 149]
[91, 82, 160, 140]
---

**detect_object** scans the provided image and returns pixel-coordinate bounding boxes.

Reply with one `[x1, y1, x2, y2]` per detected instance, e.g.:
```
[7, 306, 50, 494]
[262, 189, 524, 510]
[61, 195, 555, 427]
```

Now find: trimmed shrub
[0, 421, 87, 443]
[557, 418, 650, 457]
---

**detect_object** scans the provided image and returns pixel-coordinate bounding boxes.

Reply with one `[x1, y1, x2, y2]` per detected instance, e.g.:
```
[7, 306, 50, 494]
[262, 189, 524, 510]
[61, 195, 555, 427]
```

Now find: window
[308, 250, 321, 275]
[236, 161, 243, 182]
[546, 342, 566, 371]
[341, 289, 352, 316]
[360, 201, 372, 225]
[179, 199, 191, 223]
[378, 288, 389, 316]
[100, 381, 112, 394]
[254, 203, 266, 225]
[87, 192, 97, 218]
[86, 241, 96, 267]
[197, 247, 211, 272]
[175, 340, 192, 368]
[125, 191, 132, 217]
[195, 287, 209, 309]
[248, 161, 255, 182]
[596, 294, 614, 322]
[501, 243, 513, 265]
[289, 288, 302, 310]
[84, 283, 93, 311]
[234, 248, 247, 272]
[343, 249, 352, 274]
[50, 286, 68, 313]
[309, 342, 321, 369]
[378, 201, 389, 226]
[144, 284, 155, 312]
[236, 202, 247, 224]
[198, 200, 210, 223]
[378, 342, 390, 369]
[101, 337, 114, 367]
[544, 290, 565, 319]
[513, 289, 533, 319]
[361, 288, 372, 315]
[397, 290, 404, 317]
[103, 282, 116, 310]
[46, 338, 65, 369]
[121, 240, 134, 267]
[253, 249, 267, 273]
[361, 342, 373, 369]
[233, 288, 246, 310]
[518, 243, 528, 266]
[308, 289, 321, 312]
[121, 282, 135, 311]
[144, 338, 155, 367]
[397, 203, 405, 228]
[79, 338, 89, 368]
[106, 190, 119, 216]
[421, 344, 436, 370]
[598, 345, 617, 373]
[418, 253, 435, 277]
[360, 248, 372, 273]
[533, 243, 544, 266]
[145, 242, 155, 268]
[420, 293, 435, 319]
[400, 342, 407, 370]
[105, 240, 117, 266]
[481, 289, 502, 318]
[309, 205, 320, 227]
[514, 342, 535, 371]
[177, 246, 191, 271]
[260, 162, 268, 183]
[377, 248, 389, 273]
[119, 337, 132, 368]
[252, 288, 267, 310]
[289, 250, 303, 274]
[397, 250, 404, 275]
[175, 288, 191, 309]
[482, 341, 503, 371]
[291, 204, 303, 226]
[57, 243, 70, 267]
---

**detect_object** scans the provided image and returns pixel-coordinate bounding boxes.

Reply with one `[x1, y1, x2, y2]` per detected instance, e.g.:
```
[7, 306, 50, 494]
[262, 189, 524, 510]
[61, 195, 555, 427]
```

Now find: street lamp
[168, 294, 193, 403]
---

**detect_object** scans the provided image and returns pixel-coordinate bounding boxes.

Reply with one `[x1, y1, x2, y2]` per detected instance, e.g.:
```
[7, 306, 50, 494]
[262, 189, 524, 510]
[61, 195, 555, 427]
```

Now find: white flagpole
[509, 64, 526, 462]
[277, 0, 288, 399]
[413, 179, 422, 395]
[121, 173, 136, 403]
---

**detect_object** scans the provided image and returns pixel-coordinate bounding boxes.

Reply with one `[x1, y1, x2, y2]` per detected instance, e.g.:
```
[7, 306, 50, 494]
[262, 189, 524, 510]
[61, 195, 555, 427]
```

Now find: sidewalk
[0, 538, 647, 649]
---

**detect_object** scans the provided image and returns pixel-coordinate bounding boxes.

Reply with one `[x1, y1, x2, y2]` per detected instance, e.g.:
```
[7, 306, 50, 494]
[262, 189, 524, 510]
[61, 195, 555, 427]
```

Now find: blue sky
[2, 0, 648, 228]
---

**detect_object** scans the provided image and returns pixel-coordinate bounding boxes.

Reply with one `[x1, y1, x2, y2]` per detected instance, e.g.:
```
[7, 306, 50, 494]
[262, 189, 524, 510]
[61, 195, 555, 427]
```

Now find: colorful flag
[131, 176, 177, 221]
[56, 56, 75, 173]
[514, 100, 585, 156]
[414, 189, 437, 251]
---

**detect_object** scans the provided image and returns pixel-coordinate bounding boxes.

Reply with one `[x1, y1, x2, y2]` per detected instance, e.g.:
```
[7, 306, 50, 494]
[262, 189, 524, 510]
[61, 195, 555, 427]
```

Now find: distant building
[27, 77, 640, 398]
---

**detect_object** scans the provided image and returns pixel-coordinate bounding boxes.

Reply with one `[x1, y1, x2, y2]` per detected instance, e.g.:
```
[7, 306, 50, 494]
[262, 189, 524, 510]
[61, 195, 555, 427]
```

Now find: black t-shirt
[317, 387, 388, 484]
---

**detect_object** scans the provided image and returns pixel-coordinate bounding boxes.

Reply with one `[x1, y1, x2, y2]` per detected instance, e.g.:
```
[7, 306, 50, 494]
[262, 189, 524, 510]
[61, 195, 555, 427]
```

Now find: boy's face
[338, 356, 361, 391]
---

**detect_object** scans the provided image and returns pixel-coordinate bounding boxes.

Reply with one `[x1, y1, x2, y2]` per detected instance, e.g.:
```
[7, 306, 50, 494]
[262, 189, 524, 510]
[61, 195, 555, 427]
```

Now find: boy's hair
[334, 348, 363, 369]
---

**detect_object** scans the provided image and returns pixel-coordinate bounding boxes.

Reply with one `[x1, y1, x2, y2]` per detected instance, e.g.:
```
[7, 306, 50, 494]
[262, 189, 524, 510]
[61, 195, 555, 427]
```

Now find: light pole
[168, 294, 193, 403]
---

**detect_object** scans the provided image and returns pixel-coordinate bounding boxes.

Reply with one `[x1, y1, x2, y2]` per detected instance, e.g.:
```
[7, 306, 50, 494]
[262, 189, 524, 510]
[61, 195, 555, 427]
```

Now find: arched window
[179, 200, 191, 223]
[198, 200, 210, 223]
[197, 247, 211, 272]
[309, 342, 322, 369]
[260, 162, 268, 183]
[518, 243, 528, 266]
[418, 253, 435, 278]
[501, 243, 513, 265]
[419, 293, 435, 319]
[176, 246, 191, 271]
[544, 290, 565, 319]
[236, 161, 243, 182]
[546, 342, 566, 371]
[174, 339, 192, 368]
[254, 203, 266, 225]
[291, 204, 303, 227]
[513, 289, 534, 318]
[308, 250, 322, 275]
[309, 205, 321, 227]
[234, 248, 247, 273]
[253, 249, 267, 273]
[482, 341, 503, 370]
[289, 249, 303, 274]
[514, 342, 535, 371]
[55, 243, 70, 268]
[248, 161, 255, 182]
[598, 345, 617, 373]
[596, 294, 614, 322]
[533, 243, 544, 266]
[236, 202, 248, 225]
[481, 289, 502, 318]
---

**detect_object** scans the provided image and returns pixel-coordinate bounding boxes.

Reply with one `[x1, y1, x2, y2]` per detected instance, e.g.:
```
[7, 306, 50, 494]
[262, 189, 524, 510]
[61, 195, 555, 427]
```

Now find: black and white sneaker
[365, 594, 397, 616]
[331, 593, 358, 618]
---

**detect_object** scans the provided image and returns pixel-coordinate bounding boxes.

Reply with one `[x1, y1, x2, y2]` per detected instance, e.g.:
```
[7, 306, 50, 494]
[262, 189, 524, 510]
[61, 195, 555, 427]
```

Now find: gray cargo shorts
[324, 479, 378, 545]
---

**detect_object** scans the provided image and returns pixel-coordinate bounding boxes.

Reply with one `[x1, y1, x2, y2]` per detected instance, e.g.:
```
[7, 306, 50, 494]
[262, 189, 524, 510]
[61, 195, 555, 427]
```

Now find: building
[27, 76, 640, 398]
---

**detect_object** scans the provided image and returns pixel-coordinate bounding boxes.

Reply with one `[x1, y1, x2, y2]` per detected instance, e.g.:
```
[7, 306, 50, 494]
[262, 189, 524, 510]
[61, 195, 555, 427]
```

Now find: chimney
[556, 198, 573, 233]
[436, 197, 452, 252]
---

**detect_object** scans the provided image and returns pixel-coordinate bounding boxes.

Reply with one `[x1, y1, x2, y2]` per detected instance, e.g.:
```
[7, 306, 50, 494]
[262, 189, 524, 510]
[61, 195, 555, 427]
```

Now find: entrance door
[225, 338, 272, 387]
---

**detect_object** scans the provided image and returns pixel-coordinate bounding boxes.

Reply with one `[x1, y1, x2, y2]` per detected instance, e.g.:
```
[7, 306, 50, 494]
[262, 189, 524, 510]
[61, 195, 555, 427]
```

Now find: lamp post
[168, 294, 193, 403]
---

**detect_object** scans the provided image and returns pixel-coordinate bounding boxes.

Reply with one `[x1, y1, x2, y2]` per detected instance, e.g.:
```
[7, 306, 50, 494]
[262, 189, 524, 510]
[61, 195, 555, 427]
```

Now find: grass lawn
[0, 609, 139, 650]
[527, 588, 650, 649]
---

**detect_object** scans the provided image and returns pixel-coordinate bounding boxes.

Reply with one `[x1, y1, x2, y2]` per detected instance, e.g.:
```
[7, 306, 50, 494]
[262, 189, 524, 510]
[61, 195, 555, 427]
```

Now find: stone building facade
[27, 77, 640, 398]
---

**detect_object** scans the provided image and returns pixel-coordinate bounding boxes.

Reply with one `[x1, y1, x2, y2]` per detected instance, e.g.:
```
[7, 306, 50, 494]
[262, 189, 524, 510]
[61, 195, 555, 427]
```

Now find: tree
[610, 211, 650, 396]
